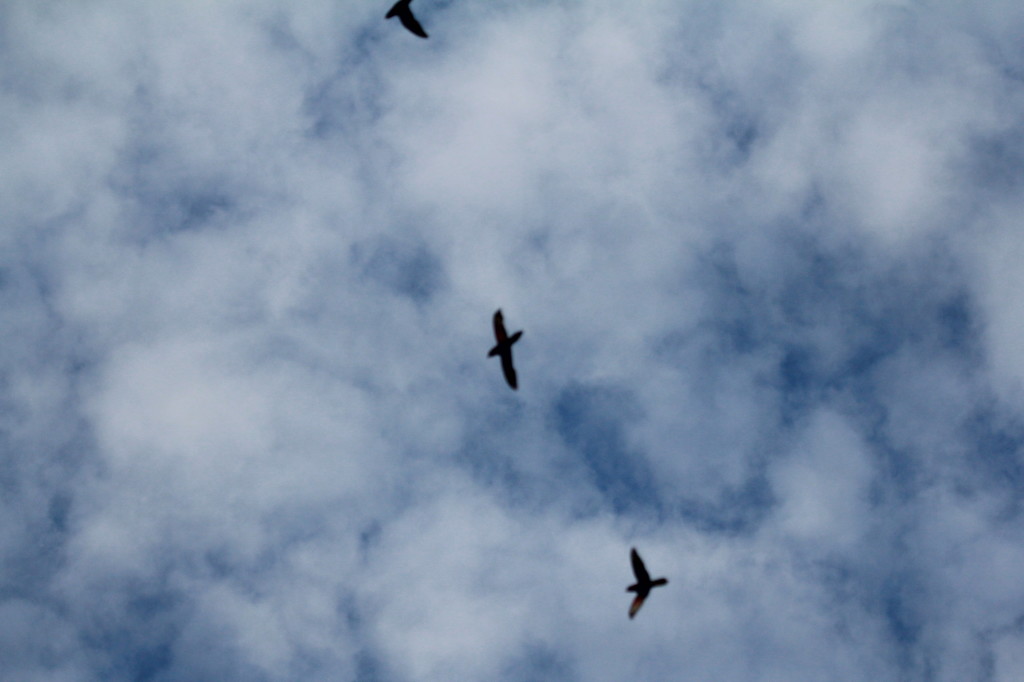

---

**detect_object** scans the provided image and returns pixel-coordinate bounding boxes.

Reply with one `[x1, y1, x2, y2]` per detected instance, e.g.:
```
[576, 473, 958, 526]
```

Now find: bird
[386, 0, 428, 39]
[626, 548, 668, 619]
[488, 309, 522, 390]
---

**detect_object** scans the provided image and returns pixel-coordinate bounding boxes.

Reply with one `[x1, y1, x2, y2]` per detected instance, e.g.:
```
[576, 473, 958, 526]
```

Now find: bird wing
[500, 351, 518, 390]
[630, 548, 651, 584]
[628, 594, 646, 619]
[493, 310, 508, 344]
[398, 7, 428, 38]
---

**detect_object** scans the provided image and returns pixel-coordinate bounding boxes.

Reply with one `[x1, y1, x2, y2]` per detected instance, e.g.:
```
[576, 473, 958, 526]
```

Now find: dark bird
[488, 309, 522, 390]
[626, 548, 668, 619]
[386, 0, 428, 39]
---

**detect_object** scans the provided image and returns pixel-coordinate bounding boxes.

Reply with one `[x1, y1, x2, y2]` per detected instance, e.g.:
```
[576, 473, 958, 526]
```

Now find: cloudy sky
[3, 1, 1024, 680]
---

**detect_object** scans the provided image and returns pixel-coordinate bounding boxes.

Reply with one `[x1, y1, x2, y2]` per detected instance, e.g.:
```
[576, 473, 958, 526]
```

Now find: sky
[3, 1, 1024, 680]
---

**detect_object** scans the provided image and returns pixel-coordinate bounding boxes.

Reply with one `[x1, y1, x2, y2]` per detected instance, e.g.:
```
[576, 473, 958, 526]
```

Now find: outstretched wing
[398, 7, 428, 38]
[628, 594, 646, 619]
[501, 351, 518, 390]
[630, 548, 651, 584]
[493, 310, 508, 344]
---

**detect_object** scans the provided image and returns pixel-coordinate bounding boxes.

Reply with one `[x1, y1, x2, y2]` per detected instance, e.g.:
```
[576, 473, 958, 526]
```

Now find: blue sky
[3, 1, 1024, 680]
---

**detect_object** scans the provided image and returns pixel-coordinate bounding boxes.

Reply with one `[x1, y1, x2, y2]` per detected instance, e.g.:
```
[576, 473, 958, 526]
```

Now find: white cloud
[770, 409, 873, 551]
[972, 204, 1024, 405]
[3, 0, 1024, 680]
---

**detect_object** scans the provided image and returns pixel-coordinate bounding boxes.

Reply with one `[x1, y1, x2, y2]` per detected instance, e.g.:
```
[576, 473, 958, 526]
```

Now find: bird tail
[508, 331, 522, 345]
[652, 578, 668, 587]
[488, 345, 500, 357]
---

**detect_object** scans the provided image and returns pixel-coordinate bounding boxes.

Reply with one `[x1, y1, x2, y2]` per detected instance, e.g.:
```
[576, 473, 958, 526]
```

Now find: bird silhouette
[386, 0, 428, 39]
[488, 309, 522, 390]
[626, 548, 668, 619]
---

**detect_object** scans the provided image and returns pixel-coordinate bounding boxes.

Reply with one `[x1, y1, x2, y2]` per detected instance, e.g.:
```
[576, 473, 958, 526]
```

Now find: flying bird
[626, 548, 668, 619]
[488, 309, 522, 390]
[386, 0, 428, 39]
